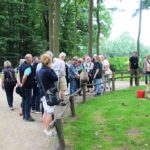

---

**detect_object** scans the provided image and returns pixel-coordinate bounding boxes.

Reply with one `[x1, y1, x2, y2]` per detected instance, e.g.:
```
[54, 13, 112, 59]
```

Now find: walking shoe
[46, 130, 52, 136]
[25, 117, 35, 122]
[43, 129, 47, 135]
[35, 111, 41, 114]
[10, 107, 14, 111]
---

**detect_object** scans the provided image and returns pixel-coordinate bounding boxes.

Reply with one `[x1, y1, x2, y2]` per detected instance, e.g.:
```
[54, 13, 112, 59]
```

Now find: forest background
[1, 0, 150, 71]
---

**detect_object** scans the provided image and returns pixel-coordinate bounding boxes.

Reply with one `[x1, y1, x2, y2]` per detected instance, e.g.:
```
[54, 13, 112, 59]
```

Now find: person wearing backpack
[1, 60, 17, 110]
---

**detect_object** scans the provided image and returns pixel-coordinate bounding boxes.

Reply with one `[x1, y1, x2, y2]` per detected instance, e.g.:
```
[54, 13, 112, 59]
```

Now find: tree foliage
[0, 0, 112, 58]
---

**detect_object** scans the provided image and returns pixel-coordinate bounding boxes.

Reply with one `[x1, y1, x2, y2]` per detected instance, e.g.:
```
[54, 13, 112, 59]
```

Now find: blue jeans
[144, 72, 150, 84]
[22, 88, 32, 119]
[31, 84, 40, 111]
[69, 78, 77, 94]
[95, 79, 102, 94]
[5, 86, 14, 108]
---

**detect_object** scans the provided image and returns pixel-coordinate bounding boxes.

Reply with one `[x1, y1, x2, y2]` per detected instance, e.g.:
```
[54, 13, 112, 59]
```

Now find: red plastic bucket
[137, 90, 145, 98]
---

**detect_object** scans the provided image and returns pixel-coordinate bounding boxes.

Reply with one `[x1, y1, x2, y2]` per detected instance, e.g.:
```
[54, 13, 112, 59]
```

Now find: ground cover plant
[64, 86, 150, 150]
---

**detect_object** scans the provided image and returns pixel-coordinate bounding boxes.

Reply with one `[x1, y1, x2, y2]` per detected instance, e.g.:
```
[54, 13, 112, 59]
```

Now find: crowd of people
[1, 51, 112, 135]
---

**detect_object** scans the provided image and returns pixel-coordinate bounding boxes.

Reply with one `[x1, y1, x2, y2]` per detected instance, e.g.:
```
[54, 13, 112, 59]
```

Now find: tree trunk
[53, 0, 60, 57]
[137, 0, 142, 56]
[96, 0, 100, 55]
[49, 0, 54, 52]
[88, 0, 93, 57]
[74, 0, 77, 55]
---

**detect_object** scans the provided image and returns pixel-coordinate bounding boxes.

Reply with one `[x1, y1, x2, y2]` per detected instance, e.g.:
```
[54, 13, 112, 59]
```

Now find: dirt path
[0, 80, 145, 150]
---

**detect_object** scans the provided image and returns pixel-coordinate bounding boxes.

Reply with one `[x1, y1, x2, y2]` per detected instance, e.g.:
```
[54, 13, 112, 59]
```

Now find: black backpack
[4, 68, 17, 87]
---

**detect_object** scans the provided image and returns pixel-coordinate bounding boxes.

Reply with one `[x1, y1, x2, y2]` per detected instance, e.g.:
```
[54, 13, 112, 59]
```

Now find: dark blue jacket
[37, 66, 58, 97]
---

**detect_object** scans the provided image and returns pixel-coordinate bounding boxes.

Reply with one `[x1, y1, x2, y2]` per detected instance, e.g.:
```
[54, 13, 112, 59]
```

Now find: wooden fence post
[82, 84, 86, 103]
[55, 119, 66, 150]
[121, 72, 123, 81]
[69, 96, 76, 117]
[112, 72, 115, 91]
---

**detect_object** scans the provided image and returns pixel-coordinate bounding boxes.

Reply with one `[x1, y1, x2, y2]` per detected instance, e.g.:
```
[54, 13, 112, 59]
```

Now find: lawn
[64, 86, 150, 150]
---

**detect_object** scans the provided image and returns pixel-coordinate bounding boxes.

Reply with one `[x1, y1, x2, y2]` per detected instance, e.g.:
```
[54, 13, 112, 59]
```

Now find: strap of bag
[9, 70, 16, 82]
[36, 71, 47, 97]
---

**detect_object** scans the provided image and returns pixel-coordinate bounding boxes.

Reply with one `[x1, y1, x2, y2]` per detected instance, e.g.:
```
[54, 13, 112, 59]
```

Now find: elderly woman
[143, 55, 150, 84]
[37, 53, 58, 136]
[1, 60, 17, 110]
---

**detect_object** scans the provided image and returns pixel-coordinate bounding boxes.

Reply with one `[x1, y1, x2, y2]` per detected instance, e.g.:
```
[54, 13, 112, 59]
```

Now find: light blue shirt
[24, 67, 31, 76]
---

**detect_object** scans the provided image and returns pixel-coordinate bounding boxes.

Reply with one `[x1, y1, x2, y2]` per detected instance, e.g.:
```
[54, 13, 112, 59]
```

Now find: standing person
[143, 55, 150, 84]
[37, 53, 58, 136]
[76, 58, 84, 95]
[1, 60, 17, 110]
[84, 56, 94, 92]
[93, 56, 103, 96]
[68, 56, 80, 94]
[52, 52, 67, 105]
[31, 57, 41, 113]
[19, 54, 35, 122]
[129, 52, 139, 86]
[36, 51, 53, 115]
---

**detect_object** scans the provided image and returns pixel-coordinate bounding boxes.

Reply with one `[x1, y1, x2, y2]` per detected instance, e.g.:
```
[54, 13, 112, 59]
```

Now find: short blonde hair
[4, 60, 11, 67]
[41, 53, 52, 67]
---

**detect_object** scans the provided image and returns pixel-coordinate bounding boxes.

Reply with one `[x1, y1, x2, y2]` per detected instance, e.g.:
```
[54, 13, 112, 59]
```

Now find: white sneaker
[43, 129, 47, 135]
[46, 130, 52, 136]
[10, 107, 14, 111]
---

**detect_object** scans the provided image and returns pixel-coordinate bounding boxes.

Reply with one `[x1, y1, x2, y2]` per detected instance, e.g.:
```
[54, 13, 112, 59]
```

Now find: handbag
[15, 86, 24, 97]
[37, 72, 60, 106]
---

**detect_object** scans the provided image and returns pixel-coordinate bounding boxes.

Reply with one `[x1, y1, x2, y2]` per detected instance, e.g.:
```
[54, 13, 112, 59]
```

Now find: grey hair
[4, 60, 11, 67]
[46, 51, 53, 57]
[59, 52, 66, 58]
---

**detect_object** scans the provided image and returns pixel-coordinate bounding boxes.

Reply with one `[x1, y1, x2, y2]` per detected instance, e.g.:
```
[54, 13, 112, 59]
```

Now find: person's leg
[31, 84, 36, 111]
[96, 79, 101, 95]
[95, 79, 99, 95]
[145, 73, 148, 84]
[35, 86, 41, 112]
[5, 87, 12, 108]
[130, 69, 134, 86]
[24, 89, 33, 120]
[5, 86, 14, 108]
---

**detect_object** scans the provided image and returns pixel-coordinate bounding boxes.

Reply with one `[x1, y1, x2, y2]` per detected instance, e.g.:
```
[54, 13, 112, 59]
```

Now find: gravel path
[0, 80, 145, 150]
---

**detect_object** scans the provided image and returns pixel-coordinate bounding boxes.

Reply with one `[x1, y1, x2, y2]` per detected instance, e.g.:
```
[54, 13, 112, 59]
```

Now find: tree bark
[96, 0, 100, 55]
[49, 0, 54, 52]
[88, 0, 93, 57]
[137, 0, 142, 56]
[53, 0, 60, 57]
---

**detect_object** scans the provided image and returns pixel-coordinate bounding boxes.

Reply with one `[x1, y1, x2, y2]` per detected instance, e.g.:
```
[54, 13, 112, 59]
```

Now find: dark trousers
[31, 84, 40, 111]
[130, 69, 139, 86]
[5, 86, 14, 108]
[22, 88, 32, 120]
[144, 72, 150, 84]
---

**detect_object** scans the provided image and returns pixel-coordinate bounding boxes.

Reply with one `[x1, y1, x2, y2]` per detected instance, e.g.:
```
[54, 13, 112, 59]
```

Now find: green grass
[64, 86, 150, 150]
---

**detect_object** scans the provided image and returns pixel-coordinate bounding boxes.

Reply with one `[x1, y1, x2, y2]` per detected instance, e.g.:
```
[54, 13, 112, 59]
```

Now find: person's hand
[76, 75, 80, 79]
[18, 83, 23, 87]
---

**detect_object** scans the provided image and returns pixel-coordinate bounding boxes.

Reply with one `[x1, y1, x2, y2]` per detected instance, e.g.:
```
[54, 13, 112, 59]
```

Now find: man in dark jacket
[129, 52, 139, 86]
[19, 54, 35, 121]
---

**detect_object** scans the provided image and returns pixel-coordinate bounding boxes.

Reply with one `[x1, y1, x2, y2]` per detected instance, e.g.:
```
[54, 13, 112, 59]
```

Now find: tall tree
[49, 0, 54, 52]
[88, 0, 93, 57]
[53, 0, 60, 57]
[137, 0, 142, 56]
[96, 0, 100, 55]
